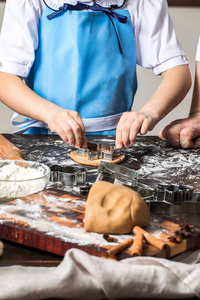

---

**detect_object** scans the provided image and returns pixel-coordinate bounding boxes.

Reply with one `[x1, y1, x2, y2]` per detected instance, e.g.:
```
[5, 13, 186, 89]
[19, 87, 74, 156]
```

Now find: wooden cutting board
[0, 189, 199, 260]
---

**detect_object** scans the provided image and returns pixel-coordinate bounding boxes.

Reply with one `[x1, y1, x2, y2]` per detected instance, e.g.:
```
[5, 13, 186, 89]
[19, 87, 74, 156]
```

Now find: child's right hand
[47, 109, 87, 148]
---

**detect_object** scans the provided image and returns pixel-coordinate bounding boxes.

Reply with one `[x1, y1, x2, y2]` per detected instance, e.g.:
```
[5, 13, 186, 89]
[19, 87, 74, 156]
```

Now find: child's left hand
[115, 111, 156, 148]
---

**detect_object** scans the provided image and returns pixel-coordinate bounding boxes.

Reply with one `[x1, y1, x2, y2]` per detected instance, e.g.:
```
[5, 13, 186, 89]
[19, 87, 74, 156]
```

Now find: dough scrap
[84, 181, 150, 234]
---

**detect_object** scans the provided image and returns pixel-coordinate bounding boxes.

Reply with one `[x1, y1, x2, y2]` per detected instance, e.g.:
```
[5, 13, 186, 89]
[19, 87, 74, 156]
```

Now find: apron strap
[11, 112, 49, 134]
[47, 2, 127, 54]
[11, 111, 123, 134]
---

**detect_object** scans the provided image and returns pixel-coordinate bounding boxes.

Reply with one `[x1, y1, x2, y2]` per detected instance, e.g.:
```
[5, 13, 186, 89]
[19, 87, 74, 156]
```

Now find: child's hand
[115, 111, 156, 148]
[47, 109, 87, 148]
[159, 116, 200, 149]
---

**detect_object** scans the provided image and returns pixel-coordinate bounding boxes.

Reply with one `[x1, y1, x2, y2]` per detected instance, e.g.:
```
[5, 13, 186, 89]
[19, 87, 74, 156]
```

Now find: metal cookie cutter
[96, 162, 200, 214]
[95, 162, 196, 203]
[96, 161, 154, 199]
[154, 183, 194, 204]
[50, 165, 87, 186]
[149, 183, 200, 215]
[96, 161, 138, 185]
[77, 142, 121, 161]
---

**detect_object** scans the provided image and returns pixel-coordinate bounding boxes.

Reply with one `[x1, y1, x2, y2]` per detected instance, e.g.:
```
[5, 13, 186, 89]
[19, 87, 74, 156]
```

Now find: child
[0, 0, 191, 148]
[159, 35, 200, 149]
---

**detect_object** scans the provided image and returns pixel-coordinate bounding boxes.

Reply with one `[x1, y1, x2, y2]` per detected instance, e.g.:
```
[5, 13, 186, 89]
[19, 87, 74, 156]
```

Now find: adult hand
[159, 117, 200, 148]
[47, 109, 87, 148]
[115, 111, 156, 148]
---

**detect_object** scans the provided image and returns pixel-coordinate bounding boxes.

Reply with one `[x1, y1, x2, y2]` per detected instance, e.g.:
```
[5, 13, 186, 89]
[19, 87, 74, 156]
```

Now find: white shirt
[0, 0, 188, 77]
[196, 35, 200, 62]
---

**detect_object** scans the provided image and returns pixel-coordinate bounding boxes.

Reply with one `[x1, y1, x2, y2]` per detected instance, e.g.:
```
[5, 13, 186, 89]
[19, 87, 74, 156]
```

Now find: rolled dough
[84, 181, 150, 234]
[70, 150, 125, 166]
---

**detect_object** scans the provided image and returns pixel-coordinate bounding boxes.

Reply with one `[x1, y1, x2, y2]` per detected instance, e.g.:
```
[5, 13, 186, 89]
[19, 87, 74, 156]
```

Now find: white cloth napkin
[0, 248, 200, 300]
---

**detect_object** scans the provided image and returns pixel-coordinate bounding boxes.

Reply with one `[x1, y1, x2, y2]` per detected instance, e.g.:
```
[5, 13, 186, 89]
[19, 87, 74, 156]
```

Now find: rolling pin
[0, 240, 3, 256]
[0, 134, 24, 160]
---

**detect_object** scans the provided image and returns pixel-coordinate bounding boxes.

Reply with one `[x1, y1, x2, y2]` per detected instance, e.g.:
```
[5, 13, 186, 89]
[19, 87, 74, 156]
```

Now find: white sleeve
[0, 0, 44, 78]
[128, 0, 188, 75]
[196, 35, 200, 62]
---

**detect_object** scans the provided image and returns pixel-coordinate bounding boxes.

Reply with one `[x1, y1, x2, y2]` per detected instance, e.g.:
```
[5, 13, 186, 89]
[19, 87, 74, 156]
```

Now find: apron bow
[47, 2, 128, 54]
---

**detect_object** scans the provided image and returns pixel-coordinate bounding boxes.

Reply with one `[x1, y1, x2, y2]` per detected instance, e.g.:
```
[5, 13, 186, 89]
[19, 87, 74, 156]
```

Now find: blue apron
[12, 2, 137, 135]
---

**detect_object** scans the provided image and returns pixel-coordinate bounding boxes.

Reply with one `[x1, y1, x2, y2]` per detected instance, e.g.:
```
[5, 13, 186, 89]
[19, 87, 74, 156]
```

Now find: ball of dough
[84, 181, 150, 234]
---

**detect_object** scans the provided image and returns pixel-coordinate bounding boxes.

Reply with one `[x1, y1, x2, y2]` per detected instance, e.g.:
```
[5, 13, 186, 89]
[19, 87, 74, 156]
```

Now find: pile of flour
[0, 161, 47, 199]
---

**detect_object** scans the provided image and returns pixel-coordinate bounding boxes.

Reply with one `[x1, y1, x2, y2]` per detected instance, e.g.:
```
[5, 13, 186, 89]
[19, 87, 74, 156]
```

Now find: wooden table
[0, 134, 200, 299]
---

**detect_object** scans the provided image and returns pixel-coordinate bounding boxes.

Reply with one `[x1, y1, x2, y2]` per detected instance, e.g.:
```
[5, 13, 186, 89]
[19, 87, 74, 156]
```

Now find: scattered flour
[0, 161, 49, 199]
